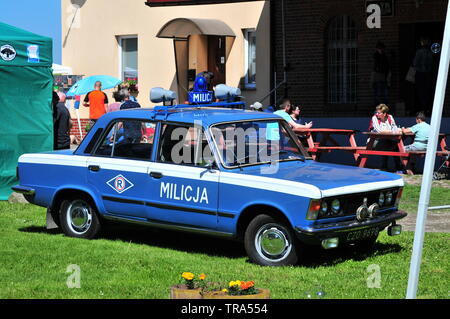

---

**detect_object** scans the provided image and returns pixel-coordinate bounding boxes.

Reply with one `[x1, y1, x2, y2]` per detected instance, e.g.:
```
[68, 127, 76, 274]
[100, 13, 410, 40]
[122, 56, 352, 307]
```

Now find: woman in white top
[370, 104, 402, 171]
[370, 104, 398, 133]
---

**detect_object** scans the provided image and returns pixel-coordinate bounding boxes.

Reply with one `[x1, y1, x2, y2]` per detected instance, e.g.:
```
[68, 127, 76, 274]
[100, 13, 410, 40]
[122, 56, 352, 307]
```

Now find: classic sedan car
[13, 89, 406, 266]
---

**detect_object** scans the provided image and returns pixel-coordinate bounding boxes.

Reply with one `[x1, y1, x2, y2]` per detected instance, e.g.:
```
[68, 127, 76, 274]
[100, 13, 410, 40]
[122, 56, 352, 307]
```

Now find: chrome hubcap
[255, 224, 291, 262]
[67, 200, 92, 235]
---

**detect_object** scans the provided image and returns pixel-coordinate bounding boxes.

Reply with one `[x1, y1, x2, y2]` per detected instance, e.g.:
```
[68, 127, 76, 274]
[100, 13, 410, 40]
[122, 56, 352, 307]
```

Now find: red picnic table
[293, 128, 364, 161]
[357, 132, 449, 175]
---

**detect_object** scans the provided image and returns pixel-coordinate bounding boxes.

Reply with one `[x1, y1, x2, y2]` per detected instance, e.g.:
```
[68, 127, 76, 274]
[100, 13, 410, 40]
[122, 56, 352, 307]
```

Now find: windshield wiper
[271, 150, 305, 163]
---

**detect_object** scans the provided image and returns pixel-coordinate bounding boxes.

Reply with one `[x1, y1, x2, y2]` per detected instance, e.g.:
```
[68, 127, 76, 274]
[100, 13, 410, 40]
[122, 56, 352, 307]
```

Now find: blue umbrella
[66, 75, 122, 97]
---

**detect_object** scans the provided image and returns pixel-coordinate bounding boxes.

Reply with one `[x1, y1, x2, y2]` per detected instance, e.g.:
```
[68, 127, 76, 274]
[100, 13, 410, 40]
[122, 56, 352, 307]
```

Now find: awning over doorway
[156, 18, 236, 39]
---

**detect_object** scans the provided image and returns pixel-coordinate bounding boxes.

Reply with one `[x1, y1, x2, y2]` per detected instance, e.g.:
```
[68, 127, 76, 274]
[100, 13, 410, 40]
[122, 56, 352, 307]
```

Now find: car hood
[226, 160, 404, 199]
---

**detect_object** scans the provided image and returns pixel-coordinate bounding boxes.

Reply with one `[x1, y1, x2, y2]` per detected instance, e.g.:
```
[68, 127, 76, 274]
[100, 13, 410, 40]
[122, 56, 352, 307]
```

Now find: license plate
[346, 227, 379, 241]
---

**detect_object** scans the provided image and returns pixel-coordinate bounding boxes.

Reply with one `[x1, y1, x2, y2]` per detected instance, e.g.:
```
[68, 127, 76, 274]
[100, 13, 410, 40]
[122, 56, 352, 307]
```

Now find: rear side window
[94, 120, 156, 161]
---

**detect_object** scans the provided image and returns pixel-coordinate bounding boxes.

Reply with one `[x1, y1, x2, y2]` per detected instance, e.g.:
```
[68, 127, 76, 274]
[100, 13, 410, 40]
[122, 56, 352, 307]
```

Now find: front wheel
[244, 214, 299, 266]
[60, 198, 101, 239]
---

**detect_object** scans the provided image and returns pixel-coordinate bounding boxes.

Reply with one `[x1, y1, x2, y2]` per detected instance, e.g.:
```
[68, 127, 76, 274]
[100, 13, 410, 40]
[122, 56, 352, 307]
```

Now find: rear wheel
[244, 214, 299, 266]
[60, 198, 101, 239]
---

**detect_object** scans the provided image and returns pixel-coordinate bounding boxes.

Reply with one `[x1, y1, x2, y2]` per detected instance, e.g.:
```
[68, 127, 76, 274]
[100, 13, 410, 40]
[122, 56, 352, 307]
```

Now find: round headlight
[320, 202, 328, 216]
[379, 193, 385, 206]
[386, 191, 393, 205]
[331, 199, 340, 214]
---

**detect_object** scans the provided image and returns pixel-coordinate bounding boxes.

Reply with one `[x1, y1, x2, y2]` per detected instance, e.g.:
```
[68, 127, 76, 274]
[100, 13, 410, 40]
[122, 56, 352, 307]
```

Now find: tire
[244, 214, 299, 266]
[59, 197, 101, 239]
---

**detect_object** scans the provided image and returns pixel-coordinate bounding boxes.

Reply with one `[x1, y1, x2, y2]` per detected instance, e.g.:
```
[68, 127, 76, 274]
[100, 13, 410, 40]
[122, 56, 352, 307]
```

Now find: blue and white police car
[13, 78, 406, 266]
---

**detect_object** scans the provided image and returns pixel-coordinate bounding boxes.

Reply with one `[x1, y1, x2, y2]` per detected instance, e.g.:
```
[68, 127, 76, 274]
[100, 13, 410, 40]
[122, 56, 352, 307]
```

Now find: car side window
[158, 124, 216, 167]
[94, 120, 156, 160]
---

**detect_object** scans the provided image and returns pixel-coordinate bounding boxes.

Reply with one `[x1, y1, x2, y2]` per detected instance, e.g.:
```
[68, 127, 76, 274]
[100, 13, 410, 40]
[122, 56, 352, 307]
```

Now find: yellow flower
[222, 289, 228, 293]
[199, 273, 206, 281]
[229, 280, 242, 288]
[182, 272, 195, 281]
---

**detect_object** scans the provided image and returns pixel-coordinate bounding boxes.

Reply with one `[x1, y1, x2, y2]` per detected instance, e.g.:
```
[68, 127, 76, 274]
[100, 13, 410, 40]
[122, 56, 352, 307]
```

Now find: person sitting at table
[274, 99, 313, 129]
[369, 104, 398, 133]
[369, 104, 402, 171]
[290, 105, 303, 124]
[401, 112, 431, 152]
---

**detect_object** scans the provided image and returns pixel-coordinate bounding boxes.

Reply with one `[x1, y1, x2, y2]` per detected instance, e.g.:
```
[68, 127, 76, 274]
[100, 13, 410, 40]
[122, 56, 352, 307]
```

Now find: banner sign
[188, 91, 213, 104]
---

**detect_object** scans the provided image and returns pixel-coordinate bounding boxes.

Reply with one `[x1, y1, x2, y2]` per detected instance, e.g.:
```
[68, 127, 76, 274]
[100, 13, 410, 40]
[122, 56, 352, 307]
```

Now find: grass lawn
[0, 189, 449, 299]
[399, 184, 450, 214]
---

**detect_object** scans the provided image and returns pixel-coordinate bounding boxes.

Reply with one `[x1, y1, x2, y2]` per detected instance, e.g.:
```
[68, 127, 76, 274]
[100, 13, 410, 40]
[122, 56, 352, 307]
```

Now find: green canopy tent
[0, 22, 54, 200]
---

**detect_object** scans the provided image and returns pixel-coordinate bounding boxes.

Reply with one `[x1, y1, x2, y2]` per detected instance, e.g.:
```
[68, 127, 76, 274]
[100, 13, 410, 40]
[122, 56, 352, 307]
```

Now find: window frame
[326, 16, 357, 106]
[118, 35, 138, 82]
[243, 28, 257, 90]
[91, 118, 157, 162]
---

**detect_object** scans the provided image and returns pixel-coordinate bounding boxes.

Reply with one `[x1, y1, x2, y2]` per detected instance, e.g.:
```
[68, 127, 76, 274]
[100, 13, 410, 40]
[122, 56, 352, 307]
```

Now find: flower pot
[203, 288, 270, 299]
[170, 285, 203, 299]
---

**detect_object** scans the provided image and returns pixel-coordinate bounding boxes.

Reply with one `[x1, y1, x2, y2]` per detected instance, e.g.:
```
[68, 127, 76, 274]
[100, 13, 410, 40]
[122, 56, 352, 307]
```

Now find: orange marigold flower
[240, 281, 255, 290]
[199, 273, 206, 281]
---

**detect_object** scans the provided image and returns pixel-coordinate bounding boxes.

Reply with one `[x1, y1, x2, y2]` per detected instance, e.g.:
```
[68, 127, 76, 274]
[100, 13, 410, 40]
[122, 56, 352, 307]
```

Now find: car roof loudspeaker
[215, 84, 241, 101]
[150, 87, 177, 103]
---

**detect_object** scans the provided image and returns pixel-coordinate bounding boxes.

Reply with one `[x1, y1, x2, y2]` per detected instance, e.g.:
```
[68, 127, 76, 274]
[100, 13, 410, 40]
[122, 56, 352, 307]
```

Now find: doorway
[207, 36, 227, 87]
[399, 22, 444, 116]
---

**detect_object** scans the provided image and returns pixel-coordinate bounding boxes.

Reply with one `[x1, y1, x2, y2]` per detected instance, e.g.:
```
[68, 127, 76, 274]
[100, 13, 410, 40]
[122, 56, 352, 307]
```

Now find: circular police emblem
[0, 45, 17, 61]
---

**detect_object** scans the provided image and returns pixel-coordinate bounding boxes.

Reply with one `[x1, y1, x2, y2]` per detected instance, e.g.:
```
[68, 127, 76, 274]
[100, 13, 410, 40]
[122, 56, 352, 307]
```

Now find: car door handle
[149, 172, 163, 179]
[88, 165, 101, 172]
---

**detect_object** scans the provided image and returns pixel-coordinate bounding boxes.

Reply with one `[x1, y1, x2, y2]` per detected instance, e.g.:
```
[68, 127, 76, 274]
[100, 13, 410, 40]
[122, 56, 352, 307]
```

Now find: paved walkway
[401, 212, 450, 233]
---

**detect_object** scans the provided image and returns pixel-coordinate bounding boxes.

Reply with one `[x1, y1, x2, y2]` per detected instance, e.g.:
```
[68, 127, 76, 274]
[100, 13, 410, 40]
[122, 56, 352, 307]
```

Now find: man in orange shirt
[83, 81, 108, 123]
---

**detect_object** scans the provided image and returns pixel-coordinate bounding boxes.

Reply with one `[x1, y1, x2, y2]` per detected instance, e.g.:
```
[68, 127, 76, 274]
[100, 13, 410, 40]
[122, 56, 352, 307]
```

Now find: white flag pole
[406, 0, 450, 299]
[76, 109, 83, 140]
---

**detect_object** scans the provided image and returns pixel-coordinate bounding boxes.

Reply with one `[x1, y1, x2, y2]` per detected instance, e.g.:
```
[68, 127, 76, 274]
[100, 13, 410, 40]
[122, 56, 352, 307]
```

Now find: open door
[208, 36, 227, 87]
[399, 22, 444, 116]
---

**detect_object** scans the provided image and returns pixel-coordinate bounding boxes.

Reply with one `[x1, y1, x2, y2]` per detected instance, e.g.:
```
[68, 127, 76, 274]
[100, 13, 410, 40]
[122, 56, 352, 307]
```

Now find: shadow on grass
[298, 242, 404, 268]
[19, 223, 247, 259]
[19, 224, 404, 267]
[18, 226, 61, 235]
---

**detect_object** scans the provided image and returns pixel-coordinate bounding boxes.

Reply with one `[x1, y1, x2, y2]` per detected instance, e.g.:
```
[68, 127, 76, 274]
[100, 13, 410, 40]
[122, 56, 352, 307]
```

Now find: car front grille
[341, 188, 400, 217]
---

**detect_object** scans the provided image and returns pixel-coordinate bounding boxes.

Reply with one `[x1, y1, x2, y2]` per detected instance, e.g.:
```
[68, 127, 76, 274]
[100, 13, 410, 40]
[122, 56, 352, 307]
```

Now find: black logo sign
[0, 45, 17, 61]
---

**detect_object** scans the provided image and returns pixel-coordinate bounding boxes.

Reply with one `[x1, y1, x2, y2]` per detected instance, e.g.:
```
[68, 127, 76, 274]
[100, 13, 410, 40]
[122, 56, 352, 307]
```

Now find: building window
[244, 29, 257, 89]
[327, 16, 357, 104]
[119, 36, 138, 82]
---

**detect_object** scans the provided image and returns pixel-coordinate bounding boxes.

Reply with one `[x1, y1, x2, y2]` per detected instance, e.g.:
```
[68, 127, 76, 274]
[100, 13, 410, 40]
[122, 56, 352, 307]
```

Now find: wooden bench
[406, 151, 450, 172]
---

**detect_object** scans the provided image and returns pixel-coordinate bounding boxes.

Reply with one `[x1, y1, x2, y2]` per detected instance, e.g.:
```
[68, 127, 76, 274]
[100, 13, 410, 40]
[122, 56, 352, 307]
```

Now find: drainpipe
[262, 0, 287, 105]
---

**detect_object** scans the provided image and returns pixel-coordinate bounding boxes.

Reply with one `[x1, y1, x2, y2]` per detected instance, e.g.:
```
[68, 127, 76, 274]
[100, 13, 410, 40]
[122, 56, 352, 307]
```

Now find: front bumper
[295, 210, 407, 245]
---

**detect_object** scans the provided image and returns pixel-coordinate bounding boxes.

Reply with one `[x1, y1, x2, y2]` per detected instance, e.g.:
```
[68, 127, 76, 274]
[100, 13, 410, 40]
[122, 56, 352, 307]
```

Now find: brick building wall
[271, 0, 450, 117]
[70, 118, 90, 143]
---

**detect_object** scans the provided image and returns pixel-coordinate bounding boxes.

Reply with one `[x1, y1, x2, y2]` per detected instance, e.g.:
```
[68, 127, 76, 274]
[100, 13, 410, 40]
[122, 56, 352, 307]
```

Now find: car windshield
[210, 120, 308, 168]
